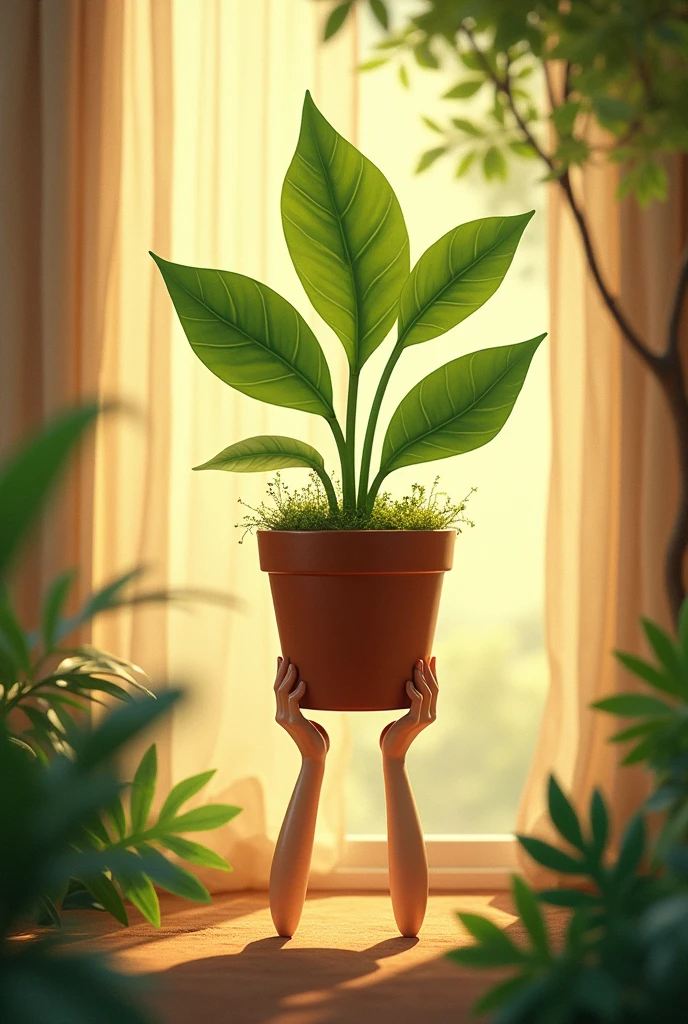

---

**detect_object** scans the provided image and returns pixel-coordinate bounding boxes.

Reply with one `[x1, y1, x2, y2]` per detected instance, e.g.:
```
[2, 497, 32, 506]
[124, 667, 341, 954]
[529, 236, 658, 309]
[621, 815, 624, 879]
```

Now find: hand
[380, 658, 438, 762]
[274, 657, 330, 762]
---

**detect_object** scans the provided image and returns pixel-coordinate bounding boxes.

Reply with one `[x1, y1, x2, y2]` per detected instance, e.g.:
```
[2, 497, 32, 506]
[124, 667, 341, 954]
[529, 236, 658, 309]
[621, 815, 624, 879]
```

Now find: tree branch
[667, 235, 688, 360]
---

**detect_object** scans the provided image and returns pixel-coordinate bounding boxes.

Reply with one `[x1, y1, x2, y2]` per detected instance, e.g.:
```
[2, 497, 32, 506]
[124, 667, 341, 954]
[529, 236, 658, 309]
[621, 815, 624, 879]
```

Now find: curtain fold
[516, 142, 688, 878]
[90, 0, 358, 889]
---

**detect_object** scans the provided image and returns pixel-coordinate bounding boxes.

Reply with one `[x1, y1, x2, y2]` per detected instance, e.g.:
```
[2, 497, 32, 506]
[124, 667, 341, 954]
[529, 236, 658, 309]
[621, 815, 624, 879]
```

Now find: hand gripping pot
[258, 529, 455, 711]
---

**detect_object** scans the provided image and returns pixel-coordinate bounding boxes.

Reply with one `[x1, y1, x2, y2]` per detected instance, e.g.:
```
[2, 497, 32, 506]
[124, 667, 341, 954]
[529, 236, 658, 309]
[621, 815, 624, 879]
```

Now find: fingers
[287, 679, 306, 710]
[423, 657, 439, 719]
[414, 662, 433, 721]
[406, 677, 423, 723]
[274, 656, 290, 692]
[275, 662, 297, 719]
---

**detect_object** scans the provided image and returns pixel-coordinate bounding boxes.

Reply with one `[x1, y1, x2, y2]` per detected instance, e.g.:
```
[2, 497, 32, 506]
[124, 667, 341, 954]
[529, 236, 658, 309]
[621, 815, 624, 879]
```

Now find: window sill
[310, 834, 518, 891]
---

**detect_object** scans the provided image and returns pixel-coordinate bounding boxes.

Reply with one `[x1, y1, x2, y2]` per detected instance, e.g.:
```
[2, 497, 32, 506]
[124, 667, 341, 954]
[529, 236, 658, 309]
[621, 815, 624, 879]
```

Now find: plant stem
[313, 466, 339, 517]
[344, 369, 360, 510]
[327, 416, 349, 511]
[358, 345, 403, 511]
[366, 466, 388, 512]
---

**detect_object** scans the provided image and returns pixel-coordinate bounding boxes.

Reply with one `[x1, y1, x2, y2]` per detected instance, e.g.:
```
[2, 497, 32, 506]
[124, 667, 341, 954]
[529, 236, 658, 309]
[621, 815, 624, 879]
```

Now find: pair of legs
[269, 657, 438, 938]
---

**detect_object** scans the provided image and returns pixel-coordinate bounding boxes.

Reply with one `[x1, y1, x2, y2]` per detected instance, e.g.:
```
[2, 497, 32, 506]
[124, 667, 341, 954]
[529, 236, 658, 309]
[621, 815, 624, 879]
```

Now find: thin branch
[667, 236, 688, 360]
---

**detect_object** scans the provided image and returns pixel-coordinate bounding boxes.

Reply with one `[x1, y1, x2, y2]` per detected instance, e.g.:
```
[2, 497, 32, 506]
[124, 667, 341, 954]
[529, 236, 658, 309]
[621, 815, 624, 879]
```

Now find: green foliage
[445, 598, 688, 1022]
[327, 1, 688, 207]
[237, 473, 475, 537]
[152, 91, 543, 520]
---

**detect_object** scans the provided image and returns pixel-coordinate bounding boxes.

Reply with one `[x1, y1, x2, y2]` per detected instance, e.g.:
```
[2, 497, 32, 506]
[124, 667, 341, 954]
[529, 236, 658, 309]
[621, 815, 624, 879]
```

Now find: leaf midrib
[169, 267, 334, 417]
[382, 344, 534, 470]
[398, 218, 526, 348]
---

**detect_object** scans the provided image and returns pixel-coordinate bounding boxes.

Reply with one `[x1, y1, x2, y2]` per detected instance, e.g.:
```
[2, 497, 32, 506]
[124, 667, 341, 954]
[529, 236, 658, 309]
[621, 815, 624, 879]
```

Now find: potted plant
[152, 91, 544, 712]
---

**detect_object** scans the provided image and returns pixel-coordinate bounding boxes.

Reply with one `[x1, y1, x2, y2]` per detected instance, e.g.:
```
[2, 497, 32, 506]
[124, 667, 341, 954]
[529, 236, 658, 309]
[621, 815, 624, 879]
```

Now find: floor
[62, 892, 567, 1024]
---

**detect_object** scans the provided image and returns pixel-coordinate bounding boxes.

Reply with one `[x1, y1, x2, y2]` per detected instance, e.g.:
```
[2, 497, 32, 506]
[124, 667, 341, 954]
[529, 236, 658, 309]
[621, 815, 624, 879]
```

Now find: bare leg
[380, 658, 438, 937]
[269, 658, 329, 938]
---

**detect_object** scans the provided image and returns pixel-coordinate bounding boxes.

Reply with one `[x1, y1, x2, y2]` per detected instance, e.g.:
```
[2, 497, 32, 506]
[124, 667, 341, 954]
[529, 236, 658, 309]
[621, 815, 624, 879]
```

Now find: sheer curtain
[516, 143, 688, 878]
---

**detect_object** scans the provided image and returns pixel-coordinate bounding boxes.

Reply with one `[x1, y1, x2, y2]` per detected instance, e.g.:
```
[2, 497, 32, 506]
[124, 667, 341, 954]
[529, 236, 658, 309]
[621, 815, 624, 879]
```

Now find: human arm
[380, 658, 438, 937]
[269, 657, 329, 938]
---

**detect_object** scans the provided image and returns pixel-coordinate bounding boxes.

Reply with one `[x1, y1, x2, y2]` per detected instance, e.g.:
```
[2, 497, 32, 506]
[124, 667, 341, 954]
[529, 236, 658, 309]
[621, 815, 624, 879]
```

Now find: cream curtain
[90, 0, 358, 889]
[516, 141, 688, 877]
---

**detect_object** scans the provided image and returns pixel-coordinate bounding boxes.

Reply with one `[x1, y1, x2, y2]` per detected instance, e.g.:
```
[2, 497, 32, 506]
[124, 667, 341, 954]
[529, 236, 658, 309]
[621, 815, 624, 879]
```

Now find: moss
[237, 474, 475, 540]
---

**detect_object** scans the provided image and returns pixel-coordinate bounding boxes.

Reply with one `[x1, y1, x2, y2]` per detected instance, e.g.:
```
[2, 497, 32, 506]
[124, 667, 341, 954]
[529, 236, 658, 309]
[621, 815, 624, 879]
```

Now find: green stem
[327, 416, 349, 512]
[358, 344, 403, 512]
[313, 466, 339, 517]
[366, 466, 389, 512]
[344, 370, 360, 510]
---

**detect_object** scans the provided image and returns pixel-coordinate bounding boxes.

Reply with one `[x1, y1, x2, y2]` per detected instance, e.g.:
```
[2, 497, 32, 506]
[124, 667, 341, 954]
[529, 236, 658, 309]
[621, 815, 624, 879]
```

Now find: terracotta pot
[258, 530, 455, 711]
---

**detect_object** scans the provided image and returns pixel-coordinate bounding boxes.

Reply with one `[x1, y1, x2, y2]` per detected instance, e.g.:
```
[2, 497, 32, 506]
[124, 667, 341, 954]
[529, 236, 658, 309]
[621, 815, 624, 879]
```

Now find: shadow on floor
[147, 935, 484, 1024]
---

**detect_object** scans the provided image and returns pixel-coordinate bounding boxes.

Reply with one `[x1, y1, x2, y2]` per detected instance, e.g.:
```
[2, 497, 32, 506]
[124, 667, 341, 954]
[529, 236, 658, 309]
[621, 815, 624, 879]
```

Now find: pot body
[258, 530, 455, 711]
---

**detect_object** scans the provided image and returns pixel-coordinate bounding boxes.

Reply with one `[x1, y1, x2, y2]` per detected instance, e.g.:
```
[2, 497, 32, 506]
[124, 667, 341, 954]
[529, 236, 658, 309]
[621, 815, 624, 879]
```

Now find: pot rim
[257, 527, 456, 575]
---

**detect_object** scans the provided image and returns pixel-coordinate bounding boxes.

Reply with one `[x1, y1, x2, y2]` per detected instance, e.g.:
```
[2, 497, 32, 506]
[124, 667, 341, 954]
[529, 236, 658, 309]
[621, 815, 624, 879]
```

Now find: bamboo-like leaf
[282, 92, 409, 369]
[115, 869, 160, 928]
[614, 649, 681, 696]
[511, 876, 550, 956]
[158, 770, 216, 822]
[548, 776, 584, 850]
[324, 1, 352, 40]
[396, 212, 534, 349]
[538, 889, 598, 909]
[517, 836, 584, 874]
[614, 815, 645, 879]
[80, 873, 129, 926]
[159, 835, 232, 872]
[162, 804, 242, 834]
[136, 843, 211, 903]
[42, 570, 76, 652]
[0, 404, 99, 576]
[592, 694, 675, 718]
[377, 336, 544, 481]
[105, 796, 127, 840]
[0, 596, 32, 675]
[641, 617, 685, 678]
[590, 789, 608, 857]
[472, 975, 532, 1015]
[151, 252, 334, 418]
[130, 744, 157, 834]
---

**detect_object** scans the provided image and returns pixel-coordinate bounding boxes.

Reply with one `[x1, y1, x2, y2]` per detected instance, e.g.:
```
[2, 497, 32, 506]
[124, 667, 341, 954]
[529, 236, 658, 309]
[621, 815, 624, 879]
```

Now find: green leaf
[163, 804, 242, 834]
[451, 118, 483, 137]
[621, 736, 659, 766]
[609, 720, 664, 743]
[0, 404, 99, 576]
[0, 595, 32, 675]
[512, 875, 550, 956]
[324, 1, 352, 41]
[538, 889, 599, 909]
[641, 618, 684, 678]
[483, 145, 507, 181]
[614, 650, 681, 696]
[678, 597, 688, 660]
[150, 252, 334, 418]
[136, 843, 210, 903]
[509, 140, 539, 159]
[422, 116, 442, 134]
[455, 151, 476, 177]
[614, 815, 645, 879]
[38, 894, 61, 927]
[281, 92, 409, 370]
[158, 769, 216, 822]
[159, 835, 232, 872]
[80, 873, 129, 926]
[398, 64, 409, 89]
[358, 58, 388, 71]
[447, 944, 526, 968]
[115, 869, 160, 927]
[193, 435, 328, 475]
[416, 147, 447, 173]
[414, 41, 439, 69]
[548, 776, 584, 850]
[551, 101, 581, 136]
[377, 336, 545, 480]
[105, 796, 127, 840]
[397, 212, 534, 349]
[592, 694, 674, 717]
[451, 912, 527, 965]
[42, 570, 76, 652]
[130, 744, 157, 834]
[593, 96, 633, 128]
[368, 0, 388, 30]
[444, 80, 483, 99]
[517, 836, 584, 874]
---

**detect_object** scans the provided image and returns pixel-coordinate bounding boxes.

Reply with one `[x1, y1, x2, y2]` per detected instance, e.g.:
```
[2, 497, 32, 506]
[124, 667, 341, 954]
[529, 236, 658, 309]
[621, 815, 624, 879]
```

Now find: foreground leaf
[151, 253, 334, 419]
[282, 91, 409, 369]
[130, 744, 157, 834]
[115, 870, 160, 928]
[377, 335, 545, 482]
[158, 770, 216, 822]
[159, 834, 232, 872]
[80, 873, 129, 926]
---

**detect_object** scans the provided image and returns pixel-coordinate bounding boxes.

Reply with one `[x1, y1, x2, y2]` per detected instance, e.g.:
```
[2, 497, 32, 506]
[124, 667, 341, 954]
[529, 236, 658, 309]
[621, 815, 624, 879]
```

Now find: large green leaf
[162, 804, 242, 834]
[80, 872, 129, 926]
[377, 335, 545, 481]
[130, 744, 157, 834]
[135, 843, 210, 903]
[0, 404, 99, 577]
[151, 253, 334, 418]
[282, 91, 409, 369]
[158, 770, 216, 822]
[396, 212, 534, 349]
[159, 834, 232, 872]
[194, 435, 327, 475]
[115, 869, 160, 928]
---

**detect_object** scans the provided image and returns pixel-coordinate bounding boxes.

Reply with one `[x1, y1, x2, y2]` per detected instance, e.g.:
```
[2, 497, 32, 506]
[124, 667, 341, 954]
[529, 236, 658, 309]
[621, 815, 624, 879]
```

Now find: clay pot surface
[258, 530, 455, 711]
